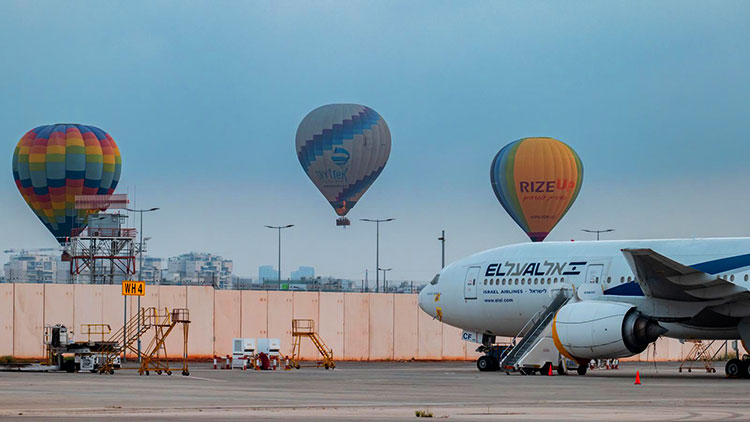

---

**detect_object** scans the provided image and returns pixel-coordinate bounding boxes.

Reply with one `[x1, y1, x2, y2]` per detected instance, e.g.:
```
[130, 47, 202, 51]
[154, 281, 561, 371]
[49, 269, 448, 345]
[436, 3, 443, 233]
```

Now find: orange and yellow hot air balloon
[490, 137, 583, 242]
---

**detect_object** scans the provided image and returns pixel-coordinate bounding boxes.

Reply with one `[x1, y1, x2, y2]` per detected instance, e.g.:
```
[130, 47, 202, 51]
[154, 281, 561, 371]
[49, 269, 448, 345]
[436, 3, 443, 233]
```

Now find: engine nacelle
[552, 301, 667, 360]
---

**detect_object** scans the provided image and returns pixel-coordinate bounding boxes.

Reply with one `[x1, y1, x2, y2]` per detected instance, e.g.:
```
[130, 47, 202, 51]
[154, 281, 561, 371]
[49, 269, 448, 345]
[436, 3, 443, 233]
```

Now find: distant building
[138, 257, 163, 283]
[166, 252, 233, 288]
[258, 265, 278, 282]
[290, 266, 315, 280]
[56, 258, 72, 283]
[231, 276, 256, 290]
[3, 251, 58, 283]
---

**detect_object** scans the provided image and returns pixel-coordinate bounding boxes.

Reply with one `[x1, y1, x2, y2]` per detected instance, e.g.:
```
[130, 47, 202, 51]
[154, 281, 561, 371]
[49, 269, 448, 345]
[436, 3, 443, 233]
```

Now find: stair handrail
[511, 308, 544, 347]
[504, 289, 572, 365]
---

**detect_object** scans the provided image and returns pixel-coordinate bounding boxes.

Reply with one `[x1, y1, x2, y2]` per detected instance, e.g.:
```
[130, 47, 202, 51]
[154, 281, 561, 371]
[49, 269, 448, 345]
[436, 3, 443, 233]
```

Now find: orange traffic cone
[634, 371, 641, 385]
[548, 364, 554, 376]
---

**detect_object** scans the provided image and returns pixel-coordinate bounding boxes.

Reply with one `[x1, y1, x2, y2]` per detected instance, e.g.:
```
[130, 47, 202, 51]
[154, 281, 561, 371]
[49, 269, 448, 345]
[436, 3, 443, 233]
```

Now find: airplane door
[464, 266, 480, 300]
[585, 264, 604, 284]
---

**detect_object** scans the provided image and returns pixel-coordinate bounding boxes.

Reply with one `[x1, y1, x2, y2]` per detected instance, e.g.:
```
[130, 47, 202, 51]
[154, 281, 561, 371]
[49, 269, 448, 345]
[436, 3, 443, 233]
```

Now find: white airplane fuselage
[418, 238, 750, 341]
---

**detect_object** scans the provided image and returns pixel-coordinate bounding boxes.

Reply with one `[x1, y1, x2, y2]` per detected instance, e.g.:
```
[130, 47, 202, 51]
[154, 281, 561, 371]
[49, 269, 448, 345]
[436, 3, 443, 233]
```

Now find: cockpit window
[430, 274, 440, 285]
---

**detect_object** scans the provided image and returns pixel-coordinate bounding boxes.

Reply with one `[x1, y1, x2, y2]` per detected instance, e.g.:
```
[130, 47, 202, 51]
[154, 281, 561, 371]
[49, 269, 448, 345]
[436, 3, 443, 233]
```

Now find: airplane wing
[621, 248, 750, 302]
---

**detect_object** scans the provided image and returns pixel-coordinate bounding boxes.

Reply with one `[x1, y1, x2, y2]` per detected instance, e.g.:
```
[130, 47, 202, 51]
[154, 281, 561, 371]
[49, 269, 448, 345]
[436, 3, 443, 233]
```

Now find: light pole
[360, 218, 394, 293]
[378, 268, 392, 292]
[126, 207, 159, 362]
[265, 224, 294, 289]
[581, 228, 614, 241]
[438, 230, 446, 268]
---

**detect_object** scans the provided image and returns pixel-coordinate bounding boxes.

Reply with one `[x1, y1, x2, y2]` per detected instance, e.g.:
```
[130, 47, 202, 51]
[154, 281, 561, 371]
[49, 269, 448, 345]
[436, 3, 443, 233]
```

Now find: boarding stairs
[500, 289, 571, 373]
[290, 319, 335, 369]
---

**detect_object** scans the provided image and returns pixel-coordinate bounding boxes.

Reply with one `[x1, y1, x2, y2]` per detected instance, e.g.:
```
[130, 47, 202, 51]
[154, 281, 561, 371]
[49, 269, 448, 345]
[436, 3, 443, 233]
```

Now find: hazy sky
[1, 1, 749, 282]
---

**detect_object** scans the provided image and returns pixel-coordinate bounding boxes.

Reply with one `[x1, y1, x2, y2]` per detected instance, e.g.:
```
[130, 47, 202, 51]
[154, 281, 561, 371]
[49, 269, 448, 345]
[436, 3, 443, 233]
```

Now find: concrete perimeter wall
[0, 284, 710, 362]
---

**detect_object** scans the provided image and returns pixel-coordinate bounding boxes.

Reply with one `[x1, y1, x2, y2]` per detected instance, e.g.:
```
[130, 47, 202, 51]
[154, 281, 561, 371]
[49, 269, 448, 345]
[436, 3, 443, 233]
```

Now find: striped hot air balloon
[490, 137, 583, 242]
[12, 124, 122, 243]
[296, 104, 391, 221]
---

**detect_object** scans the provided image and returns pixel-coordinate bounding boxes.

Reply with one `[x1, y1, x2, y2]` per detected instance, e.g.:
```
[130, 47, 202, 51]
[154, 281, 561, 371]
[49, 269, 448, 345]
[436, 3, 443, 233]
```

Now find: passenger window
[745, 274, 749, 282]
[484, 279, 488, 285]
[620, 276, 624, 283]
[730, 275, 735, 281]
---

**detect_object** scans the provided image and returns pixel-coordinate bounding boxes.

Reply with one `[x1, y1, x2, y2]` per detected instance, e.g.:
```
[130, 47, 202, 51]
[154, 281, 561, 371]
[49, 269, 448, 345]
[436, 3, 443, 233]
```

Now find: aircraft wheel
[476, 356, 494, 372]
[726, 359, 742, 378]
[577, 365, 587, 376]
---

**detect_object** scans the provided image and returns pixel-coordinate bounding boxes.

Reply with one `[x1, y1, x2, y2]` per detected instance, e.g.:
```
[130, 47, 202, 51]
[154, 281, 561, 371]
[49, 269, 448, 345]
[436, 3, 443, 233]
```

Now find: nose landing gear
[477, 355, 499, 372]
[475, 342, 509, 372]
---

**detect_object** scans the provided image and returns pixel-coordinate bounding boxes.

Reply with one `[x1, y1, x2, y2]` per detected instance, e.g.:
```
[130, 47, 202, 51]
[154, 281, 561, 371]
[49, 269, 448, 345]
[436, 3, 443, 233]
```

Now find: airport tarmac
[0, 361, 746, 421]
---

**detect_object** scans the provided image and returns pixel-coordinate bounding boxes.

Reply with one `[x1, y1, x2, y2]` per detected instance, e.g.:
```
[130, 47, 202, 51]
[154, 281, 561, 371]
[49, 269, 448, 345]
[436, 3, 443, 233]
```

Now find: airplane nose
[418, 286, 435, 317]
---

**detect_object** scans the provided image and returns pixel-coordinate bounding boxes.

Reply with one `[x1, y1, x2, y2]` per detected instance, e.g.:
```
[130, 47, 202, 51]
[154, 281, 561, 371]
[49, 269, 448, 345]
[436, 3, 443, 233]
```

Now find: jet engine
[551, 301, 667, 360]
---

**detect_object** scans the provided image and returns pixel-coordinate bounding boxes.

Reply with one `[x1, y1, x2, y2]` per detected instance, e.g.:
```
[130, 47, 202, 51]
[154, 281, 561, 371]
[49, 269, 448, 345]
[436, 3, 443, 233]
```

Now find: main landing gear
[725, 357, 750, 379]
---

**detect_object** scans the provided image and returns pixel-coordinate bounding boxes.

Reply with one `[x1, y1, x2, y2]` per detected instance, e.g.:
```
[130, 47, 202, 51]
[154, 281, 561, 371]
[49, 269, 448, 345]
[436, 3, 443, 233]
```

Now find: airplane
[418, 237, 750, 378]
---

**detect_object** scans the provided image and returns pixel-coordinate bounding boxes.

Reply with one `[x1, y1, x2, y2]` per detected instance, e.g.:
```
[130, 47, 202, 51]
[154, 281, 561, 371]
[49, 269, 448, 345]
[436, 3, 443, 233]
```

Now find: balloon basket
[336, 217, 351, 228]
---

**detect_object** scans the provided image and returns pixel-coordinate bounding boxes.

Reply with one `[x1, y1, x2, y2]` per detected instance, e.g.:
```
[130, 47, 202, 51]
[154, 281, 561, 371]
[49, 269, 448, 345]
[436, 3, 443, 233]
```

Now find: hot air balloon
[12, 124, 122, 243]
[490, 137, 583, 242]
[296, 104, 391, 226]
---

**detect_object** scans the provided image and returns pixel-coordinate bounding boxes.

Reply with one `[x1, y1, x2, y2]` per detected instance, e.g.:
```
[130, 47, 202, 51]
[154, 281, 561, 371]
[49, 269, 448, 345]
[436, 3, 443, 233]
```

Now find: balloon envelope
[12, 124, 122, 243]
[490, 137, 583, 242]
[296, 104, 391, 216]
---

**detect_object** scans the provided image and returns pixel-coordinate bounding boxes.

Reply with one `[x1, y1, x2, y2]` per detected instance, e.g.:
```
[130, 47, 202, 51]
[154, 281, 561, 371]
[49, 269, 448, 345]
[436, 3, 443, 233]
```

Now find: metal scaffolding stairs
[97, 307, 190, 376]
[500, 290, 571, 371]
[679, 340, 723, 373]
[98, 307, 157, 374]
[139, 308, 190, 376]
[290, 319, 335, 369]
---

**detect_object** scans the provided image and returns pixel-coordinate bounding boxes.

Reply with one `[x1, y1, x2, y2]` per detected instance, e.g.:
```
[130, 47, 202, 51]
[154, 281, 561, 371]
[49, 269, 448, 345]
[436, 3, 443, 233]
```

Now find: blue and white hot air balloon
[296, 104, 391, 226]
